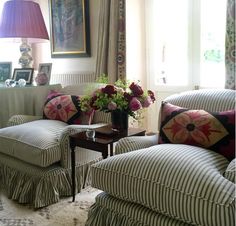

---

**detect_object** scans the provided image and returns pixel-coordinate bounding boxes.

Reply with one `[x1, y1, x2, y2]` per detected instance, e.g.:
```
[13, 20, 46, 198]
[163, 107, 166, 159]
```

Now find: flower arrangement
[80, 80, 156, 119]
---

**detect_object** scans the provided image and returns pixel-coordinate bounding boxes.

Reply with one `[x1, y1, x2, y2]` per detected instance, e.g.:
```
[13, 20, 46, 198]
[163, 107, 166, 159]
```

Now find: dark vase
[111, 110, 128, 131]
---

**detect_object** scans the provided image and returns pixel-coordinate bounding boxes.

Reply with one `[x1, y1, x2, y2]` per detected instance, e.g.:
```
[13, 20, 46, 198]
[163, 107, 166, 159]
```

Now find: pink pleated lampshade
[0, 0, 49, 42]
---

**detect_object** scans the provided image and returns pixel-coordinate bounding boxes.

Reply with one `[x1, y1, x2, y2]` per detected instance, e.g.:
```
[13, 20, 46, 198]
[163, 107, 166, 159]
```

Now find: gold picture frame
[49, 0, 90, 58]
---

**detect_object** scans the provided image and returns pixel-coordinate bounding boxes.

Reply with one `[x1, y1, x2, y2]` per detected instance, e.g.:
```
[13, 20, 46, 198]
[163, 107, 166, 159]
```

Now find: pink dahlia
[129, 97, 142, 111]
[142, 96, 152, 108]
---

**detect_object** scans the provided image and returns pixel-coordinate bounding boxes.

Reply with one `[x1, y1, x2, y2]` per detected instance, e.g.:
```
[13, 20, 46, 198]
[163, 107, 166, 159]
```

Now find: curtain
[95, 0, 126, 83]
[225, 0, 235, 89]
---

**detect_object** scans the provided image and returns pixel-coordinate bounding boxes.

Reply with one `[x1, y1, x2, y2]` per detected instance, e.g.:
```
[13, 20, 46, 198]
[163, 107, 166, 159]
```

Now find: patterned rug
[0, 187, 101, 226]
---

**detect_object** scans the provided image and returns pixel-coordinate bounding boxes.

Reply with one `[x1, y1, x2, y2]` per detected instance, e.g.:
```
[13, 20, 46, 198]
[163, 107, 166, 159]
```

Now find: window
[147, 0, 226, 89]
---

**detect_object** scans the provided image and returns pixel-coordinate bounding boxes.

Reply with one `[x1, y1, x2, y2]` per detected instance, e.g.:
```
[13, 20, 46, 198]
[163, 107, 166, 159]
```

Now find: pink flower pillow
[43, 90, 94, 125]
[159, 102, 235, 161]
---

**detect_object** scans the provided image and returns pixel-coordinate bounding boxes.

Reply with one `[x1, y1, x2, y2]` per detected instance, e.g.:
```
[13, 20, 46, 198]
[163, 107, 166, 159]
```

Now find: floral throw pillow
[159, 102, 235, 161]
[43, 90, 94, 125]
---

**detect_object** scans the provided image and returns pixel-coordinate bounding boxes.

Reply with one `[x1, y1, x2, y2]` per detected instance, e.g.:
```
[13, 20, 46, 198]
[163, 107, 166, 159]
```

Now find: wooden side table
[69, 125, 146, 201]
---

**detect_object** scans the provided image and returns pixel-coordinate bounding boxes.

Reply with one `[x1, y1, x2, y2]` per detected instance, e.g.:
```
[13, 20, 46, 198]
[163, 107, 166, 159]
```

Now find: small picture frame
[0, 62, 12, 82]
[13, 68, 34, 85]
[38, 63, 52, 84]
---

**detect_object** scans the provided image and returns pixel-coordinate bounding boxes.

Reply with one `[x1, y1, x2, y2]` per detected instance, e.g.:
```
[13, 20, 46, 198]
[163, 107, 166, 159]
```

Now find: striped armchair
[86, 89, 235, 226]
[0, 83, 111, 208]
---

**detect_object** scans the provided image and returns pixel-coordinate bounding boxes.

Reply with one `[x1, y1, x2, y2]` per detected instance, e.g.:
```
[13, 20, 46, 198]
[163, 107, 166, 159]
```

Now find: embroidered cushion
[159, 102, 235, 160]
[43, 90, 94, 125]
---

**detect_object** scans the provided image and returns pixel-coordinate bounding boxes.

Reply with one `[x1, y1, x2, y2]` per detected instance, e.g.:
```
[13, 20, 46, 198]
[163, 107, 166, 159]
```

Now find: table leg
[110, 144, 114, 156]
[70, 145, 76, 202]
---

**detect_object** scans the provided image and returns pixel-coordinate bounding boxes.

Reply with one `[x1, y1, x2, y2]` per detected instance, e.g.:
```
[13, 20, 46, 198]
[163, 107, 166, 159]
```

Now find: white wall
[126, 0, 146, 88]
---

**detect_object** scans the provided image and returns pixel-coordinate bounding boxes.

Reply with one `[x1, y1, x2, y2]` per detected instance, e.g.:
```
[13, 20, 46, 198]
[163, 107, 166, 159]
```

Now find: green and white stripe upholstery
[91, 144, 235, 226]
[0, 120, 66, 167]
[224, 159, 236, 183]
[86, 192, 189, 226]
[7, 115, 43, 127]
[164, 89, 235, 112]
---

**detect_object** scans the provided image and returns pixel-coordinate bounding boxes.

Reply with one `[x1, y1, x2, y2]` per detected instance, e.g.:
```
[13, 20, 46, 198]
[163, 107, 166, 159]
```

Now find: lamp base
[19, 38, 33, 68]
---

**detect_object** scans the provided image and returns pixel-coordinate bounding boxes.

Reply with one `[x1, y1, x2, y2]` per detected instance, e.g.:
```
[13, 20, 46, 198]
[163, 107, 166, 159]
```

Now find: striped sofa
[86, 89, 235, 226]
[0, 83, 111, 208]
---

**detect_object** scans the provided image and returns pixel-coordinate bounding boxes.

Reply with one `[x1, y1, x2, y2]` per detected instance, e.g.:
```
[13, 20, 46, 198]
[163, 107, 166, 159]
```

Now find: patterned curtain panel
[95, 0, 126, 83]
[225, 0, 235, 89]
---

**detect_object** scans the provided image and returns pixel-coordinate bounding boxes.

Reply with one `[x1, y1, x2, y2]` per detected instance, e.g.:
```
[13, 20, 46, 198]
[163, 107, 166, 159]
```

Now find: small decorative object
[18, 78, 26, 87]
[5, 79, 16, 87]
[80, 79, 156, 131]
[12, 68, 34, 85]
[35, 72, 48, 86]
[38, 63, 52, 84]
[86, 129, 95, 139]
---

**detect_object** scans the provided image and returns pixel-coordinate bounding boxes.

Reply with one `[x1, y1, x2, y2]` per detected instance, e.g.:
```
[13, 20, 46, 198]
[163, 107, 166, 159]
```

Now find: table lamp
[0, 0, 49, 68]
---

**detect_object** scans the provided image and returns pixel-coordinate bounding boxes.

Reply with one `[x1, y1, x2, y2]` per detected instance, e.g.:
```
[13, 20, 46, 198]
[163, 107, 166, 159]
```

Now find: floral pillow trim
[159, 102, 235, 161]
[43, 90, 94, 125]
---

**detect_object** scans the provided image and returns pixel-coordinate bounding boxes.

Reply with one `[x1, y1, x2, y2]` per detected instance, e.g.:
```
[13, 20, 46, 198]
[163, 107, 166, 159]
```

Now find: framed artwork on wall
[49, 0, 90, 58]
[12, 68, 34, 85]
[0, 62, 12, 82]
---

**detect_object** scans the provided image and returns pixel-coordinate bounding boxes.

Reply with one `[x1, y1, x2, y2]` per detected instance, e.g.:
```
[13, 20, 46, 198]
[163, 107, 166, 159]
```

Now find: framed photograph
[38, 63, 52, 84]
[0, 62, 12, 82]
[12, 68, 34, 85]
[49, 0, 90, 58]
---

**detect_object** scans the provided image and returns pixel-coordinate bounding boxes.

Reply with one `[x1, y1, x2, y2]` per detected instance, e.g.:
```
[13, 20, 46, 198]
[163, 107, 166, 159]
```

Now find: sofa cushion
[43, 90, 94, 125]
[159, 102, 235, 161]
[224, 159, 236, 183]
[91, 144, 235, 226]
[0, 120, 67, 167]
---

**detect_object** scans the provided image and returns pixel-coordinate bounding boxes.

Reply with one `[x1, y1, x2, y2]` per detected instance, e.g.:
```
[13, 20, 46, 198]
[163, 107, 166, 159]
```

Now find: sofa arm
[59, 123, 108, 168]
[7, 115, 43, 126]
[224, 158, 235, 183]
[115, 133, 159, 155]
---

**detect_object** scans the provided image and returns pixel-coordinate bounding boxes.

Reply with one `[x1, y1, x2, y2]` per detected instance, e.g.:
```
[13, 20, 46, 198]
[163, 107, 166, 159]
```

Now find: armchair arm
[224, 158, 235, 183]
[115, 133, 159, 155]
[59, 123, 108, 168]
[7, 115, 43, 127]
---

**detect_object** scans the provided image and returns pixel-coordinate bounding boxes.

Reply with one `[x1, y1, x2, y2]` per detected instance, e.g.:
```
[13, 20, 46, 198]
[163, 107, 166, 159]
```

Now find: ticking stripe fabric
[0, 120, 67, 167]
[91, 144, 235, 226]
[164, 89, 235, 113]
[115, 134, 159, 155]
[0, 151, 100, 208]
[7, 115, 43, 127]
[224, 159, 236, 183]
[86, 192, 190, 226]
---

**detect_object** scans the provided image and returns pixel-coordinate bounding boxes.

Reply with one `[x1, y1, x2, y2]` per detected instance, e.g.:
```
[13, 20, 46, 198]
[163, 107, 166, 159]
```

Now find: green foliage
[114, 79, 130, 89]
[204, 49, 224, 62]
[95, 73, 108, 84]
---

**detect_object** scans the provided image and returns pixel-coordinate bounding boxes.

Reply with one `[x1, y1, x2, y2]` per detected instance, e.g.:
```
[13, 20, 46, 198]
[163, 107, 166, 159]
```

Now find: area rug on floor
[0, 187, 101, 226]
